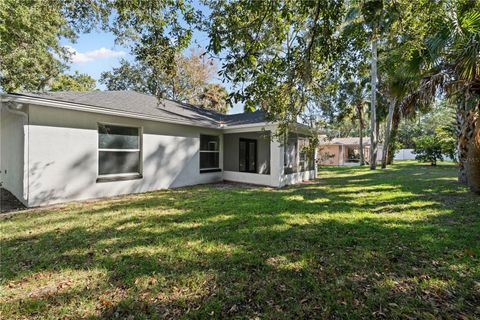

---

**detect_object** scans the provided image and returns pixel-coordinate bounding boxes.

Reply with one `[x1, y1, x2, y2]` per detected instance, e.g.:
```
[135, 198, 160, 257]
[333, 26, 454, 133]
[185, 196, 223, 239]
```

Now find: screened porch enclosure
[283, 133, 316, 174]
[223, 131, 271, 175]
[222, 130, 316, 187]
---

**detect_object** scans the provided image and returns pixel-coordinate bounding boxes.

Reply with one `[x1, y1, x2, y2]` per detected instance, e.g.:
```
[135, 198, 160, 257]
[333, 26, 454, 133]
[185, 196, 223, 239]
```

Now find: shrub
[413, 127, 456, 166]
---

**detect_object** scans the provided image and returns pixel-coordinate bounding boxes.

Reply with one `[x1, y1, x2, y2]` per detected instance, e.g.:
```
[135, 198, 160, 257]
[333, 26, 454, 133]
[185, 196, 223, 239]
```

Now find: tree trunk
[456, 99, 477, 185]
[357, 103, 365, 166]
[370, 38, 378, 170]
[381, 98, 396, 168]
[387, 108, 401, 165]
[466, 112, 480, 193]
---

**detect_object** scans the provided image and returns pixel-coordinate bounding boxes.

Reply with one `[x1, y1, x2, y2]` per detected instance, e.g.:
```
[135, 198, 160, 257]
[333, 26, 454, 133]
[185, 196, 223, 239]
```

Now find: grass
[1, 161, 479, 319]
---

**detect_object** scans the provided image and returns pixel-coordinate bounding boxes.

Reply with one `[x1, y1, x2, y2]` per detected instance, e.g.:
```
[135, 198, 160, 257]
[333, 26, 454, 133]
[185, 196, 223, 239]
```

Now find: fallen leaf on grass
[28, 280, 73, 299]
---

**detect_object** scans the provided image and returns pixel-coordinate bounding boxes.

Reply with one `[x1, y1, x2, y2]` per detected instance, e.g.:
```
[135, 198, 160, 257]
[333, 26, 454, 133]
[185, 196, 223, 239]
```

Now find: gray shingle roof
[223, 109, 266, 126]
[10, 91, 267, 128]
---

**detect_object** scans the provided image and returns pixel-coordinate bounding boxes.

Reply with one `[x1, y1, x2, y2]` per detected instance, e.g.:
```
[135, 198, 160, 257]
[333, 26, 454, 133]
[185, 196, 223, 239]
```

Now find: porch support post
[270, 137, 283, 187]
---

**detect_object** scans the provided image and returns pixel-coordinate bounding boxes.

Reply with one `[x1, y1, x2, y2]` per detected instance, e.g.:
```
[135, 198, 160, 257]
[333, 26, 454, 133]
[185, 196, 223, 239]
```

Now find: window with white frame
[98, 124, 141, 177]
[200, 135, 220, 172]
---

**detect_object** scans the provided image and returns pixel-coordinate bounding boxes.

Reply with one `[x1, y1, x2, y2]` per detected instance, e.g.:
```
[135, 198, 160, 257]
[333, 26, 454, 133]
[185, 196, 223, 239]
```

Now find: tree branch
[306, 1, 322, 62]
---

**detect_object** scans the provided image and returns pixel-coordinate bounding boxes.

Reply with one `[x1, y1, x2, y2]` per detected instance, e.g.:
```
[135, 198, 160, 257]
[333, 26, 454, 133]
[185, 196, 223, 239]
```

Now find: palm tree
[356, 101, 367, 165]
[381, 97, 395, 168]
[401, 4, 480, 192]
[198, 84, 229, 114]
[370, 36, 379, 169]
[362, 0, 384, 170]
[470, 116, 480, 193]
[343, 0, 385, 169]
[379, 56, 424, 168]
[386, 107, 401, 164]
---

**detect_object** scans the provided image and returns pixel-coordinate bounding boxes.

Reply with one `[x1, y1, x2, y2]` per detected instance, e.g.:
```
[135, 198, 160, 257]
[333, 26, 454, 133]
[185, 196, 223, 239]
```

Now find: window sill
[200, 168, 222, 174]
[96, 174, 143, 183]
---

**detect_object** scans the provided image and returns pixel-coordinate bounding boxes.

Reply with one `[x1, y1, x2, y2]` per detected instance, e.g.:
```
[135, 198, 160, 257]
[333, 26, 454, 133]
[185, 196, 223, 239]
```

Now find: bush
[413, 127, 456, 166]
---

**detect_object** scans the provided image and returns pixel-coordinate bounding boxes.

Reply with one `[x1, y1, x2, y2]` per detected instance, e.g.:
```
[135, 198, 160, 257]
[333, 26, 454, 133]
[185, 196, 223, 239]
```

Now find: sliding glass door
[239, 138, 257, 173]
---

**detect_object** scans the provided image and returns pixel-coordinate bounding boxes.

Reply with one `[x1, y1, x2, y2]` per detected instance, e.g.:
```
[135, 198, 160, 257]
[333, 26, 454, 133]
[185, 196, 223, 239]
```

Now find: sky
[60, 32, 132, 84]
[59, 28, 244, 114]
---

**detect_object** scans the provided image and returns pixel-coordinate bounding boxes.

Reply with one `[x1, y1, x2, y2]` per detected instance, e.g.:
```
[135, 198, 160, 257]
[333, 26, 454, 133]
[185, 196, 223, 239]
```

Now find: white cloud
[65, 46, 126, 64]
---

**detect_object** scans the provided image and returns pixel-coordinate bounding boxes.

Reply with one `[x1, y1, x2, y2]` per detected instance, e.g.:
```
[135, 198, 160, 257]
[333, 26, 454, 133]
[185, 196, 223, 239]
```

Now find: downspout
[1, 96, 29, 204]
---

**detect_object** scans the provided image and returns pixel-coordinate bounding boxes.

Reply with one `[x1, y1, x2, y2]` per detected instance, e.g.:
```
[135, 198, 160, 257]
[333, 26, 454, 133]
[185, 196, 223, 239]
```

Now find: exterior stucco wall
[223, 171, 274, 186]
[2, 101, 315, 207]
[223, 131, 271, 174]
[280, 170, 316, 187]
[27, 105, 223, 206]
[0, 105, 28, 204]
[318, 145, 340, 165]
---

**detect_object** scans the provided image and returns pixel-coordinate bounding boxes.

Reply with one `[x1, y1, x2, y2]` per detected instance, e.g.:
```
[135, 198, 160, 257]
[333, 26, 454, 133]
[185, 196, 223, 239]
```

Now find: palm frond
[453, 34, 480, 81]
[400, 71, 451, 118]
[461, 10, 480, 34]
[425, 26, 451, 59]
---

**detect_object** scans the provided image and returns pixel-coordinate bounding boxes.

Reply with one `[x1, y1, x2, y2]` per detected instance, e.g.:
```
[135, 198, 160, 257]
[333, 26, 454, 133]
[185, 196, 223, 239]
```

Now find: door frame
[239, 138, 257, 173]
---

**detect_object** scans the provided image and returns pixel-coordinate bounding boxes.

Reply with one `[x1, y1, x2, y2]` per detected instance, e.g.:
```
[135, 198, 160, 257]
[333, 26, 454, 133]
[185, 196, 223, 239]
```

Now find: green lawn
[1, 162, 479, 319]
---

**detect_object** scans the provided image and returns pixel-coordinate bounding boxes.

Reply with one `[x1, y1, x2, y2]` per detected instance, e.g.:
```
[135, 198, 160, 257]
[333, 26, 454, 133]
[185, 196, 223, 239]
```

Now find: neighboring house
[0, 91, 316, 207]
[318, 136, 383, 166]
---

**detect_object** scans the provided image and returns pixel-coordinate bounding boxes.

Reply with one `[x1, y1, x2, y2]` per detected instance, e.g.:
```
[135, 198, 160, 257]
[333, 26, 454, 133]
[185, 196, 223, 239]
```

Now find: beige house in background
[318, 137, 383, 166]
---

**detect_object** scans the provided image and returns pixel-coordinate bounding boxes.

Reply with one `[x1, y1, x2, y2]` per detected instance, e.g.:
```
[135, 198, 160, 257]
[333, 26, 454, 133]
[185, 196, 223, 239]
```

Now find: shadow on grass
[1, 163, 479, 319]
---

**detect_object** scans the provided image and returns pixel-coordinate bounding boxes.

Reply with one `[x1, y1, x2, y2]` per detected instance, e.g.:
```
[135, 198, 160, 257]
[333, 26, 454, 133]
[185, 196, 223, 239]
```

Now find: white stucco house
[0, 91, 316, 207]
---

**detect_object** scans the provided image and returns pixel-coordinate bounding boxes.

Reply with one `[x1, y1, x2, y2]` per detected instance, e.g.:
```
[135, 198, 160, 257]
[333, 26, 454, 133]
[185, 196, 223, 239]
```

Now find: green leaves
[359, 0, 383, 32]
[50, 71, 96, 92]
[210, 35, 222, 54]
[206, 0, 345, 133]
[100, 51, 225, 111]
[460, 10, 480, 34]
[0, 0, 200, 92]
[413, 133, 451, 166]
[0, 0, 72, 91]
[199, 84, 229, 113]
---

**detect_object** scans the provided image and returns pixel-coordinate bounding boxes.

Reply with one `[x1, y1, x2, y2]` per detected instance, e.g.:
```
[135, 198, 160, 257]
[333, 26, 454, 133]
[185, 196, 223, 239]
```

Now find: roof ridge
[126, 91, 227, 120]
[7, 91, 269, 127]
